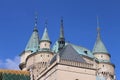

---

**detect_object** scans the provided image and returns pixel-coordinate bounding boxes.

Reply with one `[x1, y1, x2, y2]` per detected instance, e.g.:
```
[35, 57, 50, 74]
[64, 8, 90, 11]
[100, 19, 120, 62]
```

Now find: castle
[0, 16, 116, 80]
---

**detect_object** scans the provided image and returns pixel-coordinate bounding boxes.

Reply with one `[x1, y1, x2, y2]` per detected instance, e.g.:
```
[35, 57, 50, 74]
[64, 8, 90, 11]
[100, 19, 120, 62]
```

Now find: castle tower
[39, 21, 51, 50]
[19, 16, 40, 70]
[58, 18, 65, 51]
[17, 16, 116, 80]
[38, 21, 53, 65]
[24, 21, 54, 80]
[93, 18, 115, 80]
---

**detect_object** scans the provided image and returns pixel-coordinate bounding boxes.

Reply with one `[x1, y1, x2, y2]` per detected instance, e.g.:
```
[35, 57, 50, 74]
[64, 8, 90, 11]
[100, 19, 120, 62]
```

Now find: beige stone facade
[40, 41, 51, 50]
[38, 64, 96, 80]
[94, 53, 110, 62]
[20, 51, 115, 80]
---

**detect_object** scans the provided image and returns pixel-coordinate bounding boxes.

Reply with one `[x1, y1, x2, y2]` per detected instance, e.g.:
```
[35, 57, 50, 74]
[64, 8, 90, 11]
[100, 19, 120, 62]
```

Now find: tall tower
[19, 20, 55, 80]
[93, 18, 115, 80]
[58, 18, 65, 51]
[25, 21, 54, 80]
[19, 16, 40, 70]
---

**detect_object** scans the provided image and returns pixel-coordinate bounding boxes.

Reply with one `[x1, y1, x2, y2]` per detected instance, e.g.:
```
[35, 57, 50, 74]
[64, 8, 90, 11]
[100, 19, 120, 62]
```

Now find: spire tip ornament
[33, 13, 38, 32]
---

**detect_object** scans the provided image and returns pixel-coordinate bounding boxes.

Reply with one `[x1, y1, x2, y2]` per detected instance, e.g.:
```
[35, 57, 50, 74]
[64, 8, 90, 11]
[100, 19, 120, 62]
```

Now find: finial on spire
[35, 12, 38, 27]
[61, 16, 63, 25]
[58, 17, 65, 51]
[96, 16, 101, 39]
[60, 17, 64, 38]
[97, 26, 100, 33]
[33, 12, 38, 32]
[45, 19, 48, 28]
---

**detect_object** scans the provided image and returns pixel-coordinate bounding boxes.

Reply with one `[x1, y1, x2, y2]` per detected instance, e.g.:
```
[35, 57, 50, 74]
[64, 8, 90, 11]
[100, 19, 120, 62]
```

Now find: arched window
[41, 55, 42, 57]
[45, 43, 46, 46]
[103, 65, 104, 67]
[48, 55, 49, 57]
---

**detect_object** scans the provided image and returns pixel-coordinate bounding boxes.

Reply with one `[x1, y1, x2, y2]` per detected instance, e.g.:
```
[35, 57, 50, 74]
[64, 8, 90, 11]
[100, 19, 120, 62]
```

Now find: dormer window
[84, 51, 88, 54]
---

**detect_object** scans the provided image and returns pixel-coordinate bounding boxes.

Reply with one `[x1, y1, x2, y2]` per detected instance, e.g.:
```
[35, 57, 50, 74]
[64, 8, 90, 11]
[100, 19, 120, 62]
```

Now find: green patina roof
[41, 27, 50, 42]
[71, 44, 94, 58]
[52, 41, 59, 53]
[52, 41, 94, 58]
[25, 27, 40, 53]
[93, 27, 108, 53]
[25, 16, 40, 53]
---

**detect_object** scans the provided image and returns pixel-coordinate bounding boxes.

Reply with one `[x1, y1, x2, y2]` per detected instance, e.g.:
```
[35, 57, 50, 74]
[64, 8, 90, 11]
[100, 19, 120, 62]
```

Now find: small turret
[40, 20, 51, 50]
[93, 17, 115, 80]
[58, 18, 65, 51]
[93, 17, 110, 62]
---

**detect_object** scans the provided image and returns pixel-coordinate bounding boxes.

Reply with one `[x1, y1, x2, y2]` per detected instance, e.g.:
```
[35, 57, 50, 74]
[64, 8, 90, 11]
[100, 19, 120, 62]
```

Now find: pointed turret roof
[33, 15, 38, 32]
[25, 16, 40, 53]
[93, 18, 108, 53]
[60, 17, 64, 39]
[58, 18, 65, 51]
[41, 21, 51, 42]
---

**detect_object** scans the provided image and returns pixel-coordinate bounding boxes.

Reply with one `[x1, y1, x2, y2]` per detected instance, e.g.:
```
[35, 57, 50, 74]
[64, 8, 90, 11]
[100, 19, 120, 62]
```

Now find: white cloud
[0, 56, 20, 70]
[0, 60, 4, 69]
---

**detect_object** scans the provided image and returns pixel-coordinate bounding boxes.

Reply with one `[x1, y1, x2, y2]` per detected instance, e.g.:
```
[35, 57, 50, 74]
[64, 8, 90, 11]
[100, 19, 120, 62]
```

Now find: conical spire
[60, 17, 64, 39]
[58, 17, 65, 51]
[33, 14, 38, 32]
[41, 20, 51, 42]
[93, 17, 108, 53]
[25, 16, 40, 53]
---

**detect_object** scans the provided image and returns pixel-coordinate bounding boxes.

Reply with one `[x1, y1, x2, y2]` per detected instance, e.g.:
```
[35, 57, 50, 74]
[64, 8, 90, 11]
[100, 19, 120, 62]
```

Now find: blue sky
[0, 0, 119, 79]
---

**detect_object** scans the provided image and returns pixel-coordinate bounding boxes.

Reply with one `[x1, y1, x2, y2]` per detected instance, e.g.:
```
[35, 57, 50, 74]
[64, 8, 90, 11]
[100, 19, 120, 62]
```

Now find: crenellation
[60, 59, 95, 69]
